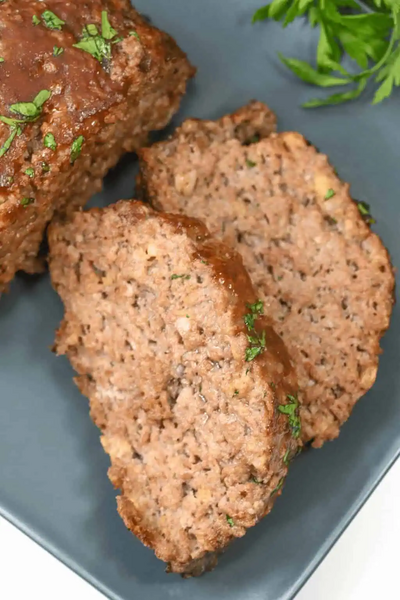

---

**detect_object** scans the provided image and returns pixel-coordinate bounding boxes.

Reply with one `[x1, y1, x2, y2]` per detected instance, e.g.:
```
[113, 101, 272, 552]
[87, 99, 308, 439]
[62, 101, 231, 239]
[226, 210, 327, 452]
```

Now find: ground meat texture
[137, 105, 395, 448]
[0, 0, 194, 292]
[48, 200, 299, 575]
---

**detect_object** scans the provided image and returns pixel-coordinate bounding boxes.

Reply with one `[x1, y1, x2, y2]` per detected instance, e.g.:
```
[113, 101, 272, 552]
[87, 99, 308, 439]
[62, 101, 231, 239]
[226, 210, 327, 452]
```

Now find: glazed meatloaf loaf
[138, 105, 395, 447]
[48, 200, 299, 575]
[0, 0, 194, 292]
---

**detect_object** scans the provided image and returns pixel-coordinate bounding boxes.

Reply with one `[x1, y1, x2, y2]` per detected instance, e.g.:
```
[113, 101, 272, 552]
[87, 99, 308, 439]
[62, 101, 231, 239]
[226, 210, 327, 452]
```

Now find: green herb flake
[44, 133, 57, 151]
[20, 197, 34, 207]
[244, 134, 260, 145]
[41, 10, 65, 30]
[70, 135, 84, 164]
[244, 300, 266, 362]
[101, 10, 117, 40]
[234, 390, 239, 395]
[278, 393, 301, 439]
[73, 11, 119, 67]
[283, 448, 291, 466]
[9, 89, 51, 120]
[24, 167, 35, 178]
[171, 274, 191, 280]
[53, 46, 64, 57]
[226, 515, 235, 527]
[245, 158, 257, 168]
[251, 476, 263, 484]
[357, 201, 376, 225]
[271, 477, 284, 496]
[270, 382, 276, 390]
[129, 31, 141, 40]
[247, 300, 264, 316]
[245, 346, 263, 362]
[0, 128, 18, 158]
[0, 90, 51, 158]
[0, 58, 4, 63]
[324, 188, 335, 200]
[32, 15, 40, 26]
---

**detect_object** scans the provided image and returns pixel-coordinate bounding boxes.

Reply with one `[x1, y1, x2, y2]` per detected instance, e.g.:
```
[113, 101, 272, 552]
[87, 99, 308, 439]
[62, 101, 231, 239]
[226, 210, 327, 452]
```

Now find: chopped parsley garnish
[234, 390, 239, 395]
[0, 58, 4, 63]
[245, 158, 257, 168]
[278, 394, 301, 439]
[357, 201, 376, 225]
[73, 11, 120, 68]
[171, 274, 191, 280]
[269, 382, 276, 390]
[8, 89, 51, 120]
[44, 133, 57, 151]
[283, 448, 291, 466]
[129, 31, 141, 40]
[24, 167, 35, 178]
[41, 10, 65, 30]
[226, 515, 235, 527]
[101, 11, 117, 39]
[324, 188, 335, 200]
[0, 128, 19, 158]
[41, 162, 50, 173]
[244, 300, 266, 362]
[53, 46, 64, 57]
[20, 197, 34, 207]
[32, 15, 40, 26]
[0, 90, 51, 158]
[70, 135, 84, 163]
[271, 478, 284, 496]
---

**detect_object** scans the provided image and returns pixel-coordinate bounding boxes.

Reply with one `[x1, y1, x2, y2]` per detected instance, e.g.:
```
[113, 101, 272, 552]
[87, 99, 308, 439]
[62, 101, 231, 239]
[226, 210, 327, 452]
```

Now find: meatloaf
[138, 105, 395, 447]
[0, 0, 194, 292]
[48, 200, 299, 575]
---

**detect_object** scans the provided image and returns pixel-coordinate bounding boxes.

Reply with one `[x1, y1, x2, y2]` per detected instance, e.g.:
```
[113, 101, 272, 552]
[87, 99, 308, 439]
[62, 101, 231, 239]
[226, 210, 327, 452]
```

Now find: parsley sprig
[244, 300, 267, 362]
[73, 11, 121, 68]
[253, 0, 400, 106]
[0, 90, 51, 158]
[278, 394, 301, 439]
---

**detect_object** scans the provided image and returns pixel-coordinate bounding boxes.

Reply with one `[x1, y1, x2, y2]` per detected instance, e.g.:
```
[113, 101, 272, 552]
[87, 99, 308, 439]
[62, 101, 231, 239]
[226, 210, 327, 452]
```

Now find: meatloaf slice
[0, 0, 194, 292]
[48, 200, 299, 575]
[138, 113, 395, 447]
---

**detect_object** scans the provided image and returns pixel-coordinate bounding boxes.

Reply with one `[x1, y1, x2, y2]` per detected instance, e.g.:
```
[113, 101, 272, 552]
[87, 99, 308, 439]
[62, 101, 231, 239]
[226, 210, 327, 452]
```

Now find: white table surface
[1, 457, 399, 600]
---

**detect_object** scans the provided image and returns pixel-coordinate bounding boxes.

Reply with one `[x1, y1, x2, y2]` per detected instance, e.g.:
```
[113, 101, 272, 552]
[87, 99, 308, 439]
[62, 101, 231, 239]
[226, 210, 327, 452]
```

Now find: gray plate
[0, 1, 399, 599]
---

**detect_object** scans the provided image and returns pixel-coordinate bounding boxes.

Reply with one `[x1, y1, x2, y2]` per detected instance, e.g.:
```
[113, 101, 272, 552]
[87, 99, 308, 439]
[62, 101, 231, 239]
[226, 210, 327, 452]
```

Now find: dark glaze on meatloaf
[0, 0, 194, 291]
